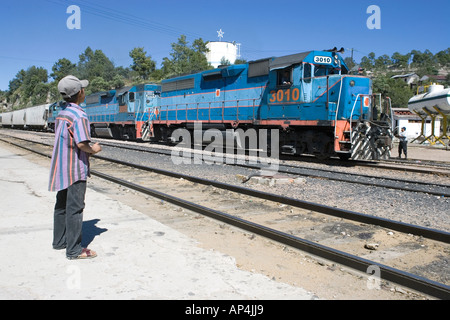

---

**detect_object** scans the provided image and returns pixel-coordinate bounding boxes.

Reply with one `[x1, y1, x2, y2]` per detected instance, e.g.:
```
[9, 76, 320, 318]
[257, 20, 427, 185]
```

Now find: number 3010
[313, 56, 332, 64]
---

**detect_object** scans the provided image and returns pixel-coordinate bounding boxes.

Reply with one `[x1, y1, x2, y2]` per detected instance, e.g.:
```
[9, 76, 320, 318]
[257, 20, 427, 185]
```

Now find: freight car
[0, 104, 50, 130]
[147, 50, 393, 160]
[24, 103, 51, 130]
[83, 84, 161, 140]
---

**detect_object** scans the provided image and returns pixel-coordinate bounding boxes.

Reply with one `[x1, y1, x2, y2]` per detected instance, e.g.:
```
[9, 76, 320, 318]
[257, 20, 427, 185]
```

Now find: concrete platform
[0, 145, 315, 300]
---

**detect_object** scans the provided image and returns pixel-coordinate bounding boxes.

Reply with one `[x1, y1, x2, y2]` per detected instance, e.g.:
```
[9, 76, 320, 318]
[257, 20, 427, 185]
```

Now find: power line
[46, 0, 208, 40]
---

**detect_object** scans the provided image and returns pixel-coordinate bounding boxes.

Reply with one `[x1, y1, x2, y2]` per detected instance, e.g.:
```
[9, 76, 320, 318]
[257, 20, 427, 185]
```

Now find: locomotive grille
[162, 78, 195, 92]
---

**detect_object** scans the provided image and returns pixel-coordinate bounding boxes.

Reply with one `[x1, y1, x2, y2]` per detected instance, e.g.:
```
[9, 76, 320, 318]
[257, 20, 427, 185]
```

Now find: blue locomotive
[148, 49, 393, 160]
[83, 84, 161, 140]
[2, 49, 393, 160]
[46, 84, 161, 140]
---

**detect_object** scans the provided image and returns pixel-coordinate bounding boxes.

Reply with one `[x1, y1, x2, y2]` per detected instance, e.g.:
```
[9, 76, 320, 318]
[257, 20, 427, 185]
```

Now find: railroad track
[2, 130, 450, 198]
[85, 138, 450, 197]
[1, 134, 449, 299]
[3, 129, 450, 177]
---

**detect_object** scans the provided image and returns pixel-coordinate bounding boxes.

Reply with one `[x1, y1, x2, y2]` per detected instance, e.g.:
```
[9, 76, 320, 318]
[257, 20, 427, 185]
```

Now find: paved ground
[396, 143, 449, 162]
[0, 144, 316, 300]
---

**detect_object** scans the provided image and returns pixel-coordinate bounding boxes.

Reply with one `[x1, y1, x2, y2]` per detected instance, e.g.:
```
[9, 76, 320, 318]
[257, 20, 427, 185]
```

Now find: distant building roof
[391, 73, 418, 79]
[420, 74, 447, 82]
[391, 73, 419, 85]
[393, 108, 421, 119]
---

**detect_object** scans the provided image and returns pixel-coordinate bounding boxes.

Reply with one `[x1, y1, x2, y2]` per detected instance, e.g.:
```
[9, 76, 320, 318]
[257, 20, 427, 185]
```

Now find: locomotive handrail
[348, 93, 367, 146]
[333, 75, 344, 141]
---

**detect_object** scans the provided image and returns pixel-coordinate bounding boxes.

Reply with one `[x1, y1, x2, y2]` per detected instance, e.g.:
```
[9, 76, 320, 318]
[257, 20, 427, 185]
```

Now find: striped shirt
[48, 103, 91, 192]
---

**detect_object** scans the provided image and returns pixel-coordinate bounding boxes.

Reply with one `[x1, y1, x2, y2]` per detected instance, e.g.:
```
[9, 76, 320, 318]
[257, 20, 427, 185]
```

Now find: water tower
[206, 29, 241, 68]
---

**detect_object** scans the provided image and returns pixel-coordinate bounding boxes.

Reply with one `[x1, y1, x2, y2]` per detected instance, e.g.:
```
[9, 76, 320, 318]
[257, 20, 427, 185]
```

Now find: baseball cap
[58, 75, 89, 99]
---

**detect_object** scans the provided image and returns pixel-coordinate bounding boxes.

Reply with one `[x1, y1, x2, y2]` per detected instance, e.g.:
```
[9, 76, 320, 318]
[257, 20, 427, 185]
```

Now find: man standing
[49, 75, 102, 260]
[397, 127, 408, 159]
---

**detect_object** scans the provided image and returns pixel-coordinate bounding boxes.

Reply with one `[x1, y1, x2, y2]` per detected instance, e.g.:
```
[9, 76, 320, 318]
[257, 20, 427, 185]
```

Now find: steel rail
[96, 140, 450, 194]
[93, 170, 450, 300]
[94, 154, 450, 244]
[2, 132, 449, 191]
[237, 163, 450, 197]
[2, 137, 449, 299]
[1, 136, 449, 244]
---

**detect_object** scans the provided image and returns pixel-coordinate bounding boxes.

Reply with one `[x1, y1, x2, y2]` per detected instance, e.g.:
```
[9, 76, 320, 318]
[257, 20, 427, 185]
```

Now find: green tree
[374, 54, 392, 70]
[77, 47, 117, 82]
[129, 47, 156, 80]
[391, 52, 411, 70]
[190, 38, 211, 71]
[343, 57, 355, 70]
[435, 48, 450, 68]
[31, 82, 50, 105]
[234, 58, 247, 65]
[410, 50, 438, 76]
[373, 75, 414, 108]
[22, 66, 48, 98]
[162, 35, 212, 77]
[9, 69, 26, 93]
[220, 57, 231, 66]
[51, 58, 76, 81]
[360, 52, 376, 70]
[89, 77, 110, 93]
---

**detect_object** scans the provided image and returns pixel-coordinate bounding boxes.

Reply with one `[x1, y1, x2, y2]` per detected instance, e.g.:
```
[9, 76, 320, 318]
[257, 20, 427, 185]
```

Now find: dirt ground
[86, 175, 438, 300]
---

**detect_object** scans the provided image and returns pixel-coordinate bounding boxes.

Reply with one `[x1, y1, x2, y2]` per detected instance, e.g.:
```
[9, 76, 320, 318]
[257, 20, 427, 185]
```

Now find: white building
[393, 108, 441, 143]
[206, 41, 240, 68]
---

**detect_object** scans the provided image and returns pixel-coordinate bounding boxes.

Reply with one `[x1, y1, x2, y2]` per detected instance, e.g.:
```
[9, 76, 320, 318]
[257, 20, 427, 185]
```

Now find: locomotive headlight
[350, 80, 355, 87]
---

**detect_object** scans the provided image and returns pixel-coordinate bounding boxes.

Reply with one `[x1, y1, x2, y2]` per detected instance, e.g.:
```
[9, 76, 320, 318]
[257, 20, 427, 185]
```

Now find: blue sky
[0, 0, 449, 91]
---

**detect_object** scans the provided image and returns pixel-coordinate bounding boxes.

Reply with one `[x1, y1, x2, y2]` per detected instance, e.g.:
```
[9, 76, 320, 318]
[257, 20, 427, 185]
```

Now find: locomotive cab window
[303, 63, 312, 83]
[118, 93, 127, 106]
[277, 68, 292, 87]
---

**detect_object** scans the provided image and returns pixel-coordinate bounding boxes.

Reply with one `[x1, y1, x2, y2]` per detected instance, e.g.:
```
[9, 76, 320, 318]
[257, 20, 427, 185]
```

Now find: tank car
[147, 50, 393, 160]
[408, 84, 450, 115]
[84, 84, 161, 140]
[408, 84, 450, 145]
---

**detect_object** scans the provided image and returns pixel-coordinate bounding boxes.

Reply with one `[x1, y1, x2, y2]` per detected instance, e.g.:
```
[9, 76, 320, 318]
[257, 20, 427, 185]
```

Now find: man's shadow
[81, 219, 108, 247]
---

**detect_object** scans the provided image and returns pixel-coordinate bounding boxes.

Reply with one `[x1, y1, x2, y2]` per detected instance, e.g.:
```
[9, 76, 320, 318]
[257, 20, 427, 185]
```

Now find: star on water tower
[217, 29, 225, 41]
[206, 29, 241, 68]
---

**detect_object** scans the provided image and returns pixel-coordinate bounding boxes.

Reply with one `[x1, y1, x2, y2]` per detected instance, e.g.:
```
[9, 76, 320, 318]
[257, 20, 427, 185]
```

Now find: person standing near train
[397, 127, 408, 159]
[49, 75, 102, 260]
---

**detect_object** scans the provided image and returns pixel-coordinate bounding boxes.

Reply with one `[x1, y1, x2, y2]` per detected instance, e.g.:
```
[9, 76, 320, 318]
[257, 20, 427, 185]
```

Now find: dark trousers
[398, 141, 407, 158]
[53, 180, 86, 258]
